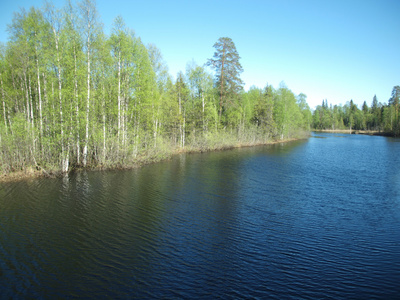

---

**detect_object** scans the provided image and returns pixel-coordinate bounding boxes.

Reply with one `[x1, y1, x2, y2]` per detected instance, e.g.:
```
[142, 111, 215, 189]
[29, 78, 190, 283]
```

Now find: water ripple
[1, 135, 400, 298]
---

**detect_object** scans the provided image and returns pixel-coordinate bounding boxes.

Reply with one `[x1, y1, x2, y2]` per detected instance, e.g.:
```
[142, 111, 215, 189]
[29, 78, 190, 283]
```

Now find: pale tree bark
[24, 72, 30, 127]
[10, 66, 18, 112]
[74, 44, 80, 164]
[42, 73, 48, 135]
[51, 82, 56, 139]
[102, 83, 106, 163]
[83, 31, 90, 167]
[202, 91, 206, 131]
[179, 92, 185, 148]
[152, 98, 159, 148]
[182, 109, 186, 148]
[117, 48, 121, 146]
[47, 4, 69, 172]
[154, 114, 158, 148]
[65, 0, 80, 165]
[27, 73, 36, 155]
[122, 73, 129, 148]
[134, 81, 140, 156]
[34, 42, 43, 142]
[0, 73, 7, 134]
[28, 75, 34, 132]
[79, 0, 99, 167]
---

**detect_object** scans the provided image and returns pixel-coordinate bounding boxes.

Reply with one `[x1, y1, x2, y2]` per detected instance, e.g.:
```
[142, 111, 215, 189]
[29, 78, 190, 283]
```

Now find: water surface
[1, 133, 399, 298]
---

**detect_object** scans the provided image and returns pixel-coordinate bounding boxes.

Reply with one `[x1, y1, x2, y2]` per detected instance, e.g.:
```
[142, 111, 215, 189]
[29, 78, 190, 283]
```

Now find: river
[1, 133, 399, 298]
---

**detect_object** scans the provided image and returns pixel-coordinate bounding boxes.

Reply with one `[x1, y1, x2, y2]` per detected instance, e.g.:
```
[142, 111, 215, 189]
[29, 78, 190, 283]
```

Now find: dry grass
[0, 135, 306, 183]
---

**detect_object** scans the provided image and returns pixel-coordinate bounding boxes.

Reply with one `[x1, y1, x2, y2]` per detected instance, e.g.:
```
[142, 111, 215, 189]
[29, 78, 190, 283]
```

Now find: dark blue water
[1, 133, 399, 299]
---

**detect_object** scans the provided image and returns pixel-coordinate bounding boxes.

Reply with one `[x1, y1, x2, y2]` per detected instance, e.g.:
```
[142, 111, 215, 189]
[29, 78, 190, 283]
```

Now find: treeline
[312, 87, 400, 135]
[0, 0, 311, 175]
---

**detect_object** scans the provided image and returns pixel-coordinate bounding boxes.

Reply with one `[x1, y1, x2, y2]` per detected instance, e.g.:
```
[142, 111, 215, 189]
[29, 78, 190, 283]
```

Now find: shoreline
[313, 129, 395, 137]
[0, 137, 303, 183]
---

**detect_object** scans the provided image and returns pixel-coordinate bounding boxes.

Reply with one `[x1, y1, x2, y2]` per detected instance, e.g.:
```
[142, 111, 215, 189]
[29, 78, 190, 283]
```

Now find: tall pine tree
[207, 37, 243, 124]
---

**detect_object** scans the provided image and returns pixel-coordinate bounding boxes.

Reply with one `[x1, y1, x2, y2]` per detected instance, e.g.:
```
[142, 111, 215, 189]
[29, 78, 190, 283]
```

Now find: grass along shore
[313, 129, 394, 136]
[0, 132, 308, 183]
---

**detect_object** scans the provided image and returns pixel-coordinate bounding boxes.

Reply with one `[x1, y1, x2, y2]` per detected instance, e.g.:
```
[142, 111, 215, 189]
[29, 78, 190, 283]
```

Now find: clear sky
[1, 0, 399, 109]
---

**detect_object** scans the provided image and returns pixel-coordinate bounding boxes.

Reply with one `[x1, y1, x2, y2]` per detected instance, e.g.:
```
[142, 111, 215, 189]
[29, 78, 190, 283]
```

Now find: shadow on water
[1, 136, 399, 298]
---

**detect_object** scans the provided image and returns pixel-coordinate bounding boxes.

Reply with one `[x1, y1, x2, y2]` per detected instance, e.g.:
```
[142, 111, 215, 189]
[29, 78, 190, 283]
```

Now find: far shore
[313, 129, 394, 137]
[0, 137, 304, 183]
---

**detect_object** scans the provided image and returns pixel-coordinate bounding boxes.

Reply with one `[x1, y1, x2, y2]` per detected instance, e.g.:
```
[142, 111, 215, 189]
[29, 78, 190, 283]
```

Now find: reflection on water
[0, 133, 399, 298]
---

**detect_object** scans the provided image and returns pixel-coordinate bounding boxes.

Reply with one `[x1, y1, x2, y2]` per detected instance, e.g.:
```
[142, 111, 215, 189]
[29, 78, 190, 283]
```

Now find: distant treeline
[312, 87, 400, 135]
[0, 0, 312, 175]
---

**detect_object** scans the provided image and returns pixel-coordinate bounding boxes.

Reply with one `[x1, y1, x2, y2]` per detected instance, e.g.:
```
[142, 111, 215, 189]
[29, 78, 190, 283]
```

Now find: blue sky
[0, 0, 399, 109]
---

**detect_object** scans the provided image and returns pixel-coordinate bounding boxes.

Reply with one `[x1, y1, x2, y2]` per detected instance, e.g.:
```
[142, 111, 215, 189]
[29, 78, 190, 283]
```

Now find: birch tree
[78, 0, 101, 166]
[65, 0, 83, 164]
[147, 44, 169, 147]
[45, 2, 70, 172]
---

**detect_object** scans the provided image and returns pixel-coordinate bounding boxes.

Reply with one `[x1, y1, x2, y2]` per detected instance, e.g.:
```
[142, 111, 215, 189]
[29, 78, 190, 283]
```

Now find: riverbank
[0, 135, 305, 183]
[313, 129, 394, 136]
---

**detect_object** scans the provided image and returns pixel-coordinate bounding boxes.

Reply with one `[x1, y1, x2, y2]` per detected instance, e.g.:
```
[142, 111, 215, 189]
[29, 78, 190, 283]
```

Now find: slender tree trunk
[8, 107, 13, 136]
[122, 74, 126, 149]
[52, 82, 56, 139]
[42, 73, 48, 135]
[117, 48, 121, 146]
[83, 33, 90, 167]
[182, 108, 186, 148]
[74, 44, 80, 165]
[59, 82, 66, 171]
[53, 28, 68, 172]
[10, 68, 19, 113]
[102, 83, 106, 163]
[154, 118, 158, 148]
[202, 92, 206, 131]
[28, 75, 34, 130]
[122, 99, 126, 149]
[178, 87, 183, 147]
[28, 74, 36, 155]
[219, 47, 226, 123]
[42, 73, 49, 158]
[0, 73, 7, 134]
[135, 95, 140, 156]
[153, 103, 158, 148]
[24, 73, 30, 126]
[69, 89, 74, 171]
[35, 45, 43, 142]
[219, 72, 224, 122]
[124, 75, 129, 148]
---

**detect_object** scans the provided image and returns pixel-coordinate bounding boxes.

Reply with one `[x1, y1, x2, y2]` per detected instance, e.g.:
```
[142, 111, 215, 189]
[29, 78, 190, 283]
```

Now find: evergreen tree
[207, 37, 243, 124]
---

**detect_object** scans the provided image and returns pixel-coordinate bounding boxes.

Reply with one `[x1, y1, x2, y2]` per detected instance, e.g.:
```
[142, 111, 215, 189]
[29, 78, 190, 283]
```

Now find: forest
[312, 88, 400, 135]
[0, 0, 312, 176]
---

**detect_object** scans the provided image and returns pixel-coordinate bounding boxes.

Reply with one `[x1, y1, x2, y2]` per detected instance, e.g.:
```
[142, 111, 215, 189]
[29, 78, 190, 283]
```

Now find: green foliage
[251, 85, 275, 134]
[0, 2, 313, 176]
[207, 37, 244, 124]
[312, 89, 399, 135]
[273, 83, 305, 139]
